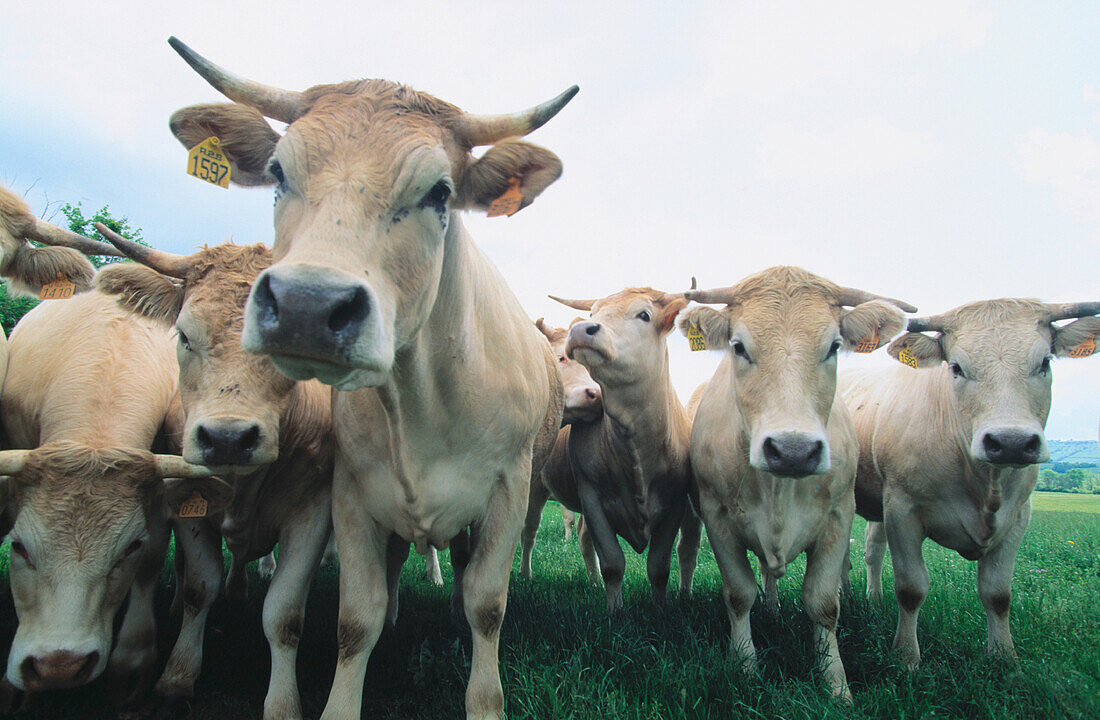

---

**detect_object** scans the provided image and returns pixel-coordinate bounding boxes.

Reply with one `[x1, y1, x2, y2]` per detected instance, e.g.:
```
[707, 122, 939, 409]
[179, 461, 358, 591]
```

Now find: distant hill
[1046, 440, 1100, 466]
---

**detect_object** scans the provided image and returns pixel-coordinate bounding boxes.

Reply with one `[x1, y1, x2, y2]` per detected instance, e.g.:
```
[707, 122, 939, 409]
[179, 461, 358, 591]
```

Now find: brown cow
[95, 231, 335, 719]
[840, 298, 1100, 669]
[682, 266, 911, 698]
[165, 37, 572, 720]
[0, 289, 219, 699]
[550, 287, 695, 610]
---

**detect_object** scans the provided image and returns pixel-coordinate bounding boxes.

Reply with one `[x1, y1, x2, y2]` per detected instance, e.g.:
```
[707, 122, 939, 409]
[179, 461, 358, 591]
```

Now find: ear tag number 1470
[187, 137, 232, 189]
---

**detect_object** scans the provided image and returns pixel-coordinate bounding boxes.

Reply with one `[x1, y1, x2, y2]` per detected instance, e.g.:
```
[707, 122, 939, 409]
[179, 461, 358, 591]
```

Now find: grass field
[1, 498, 1098, 719]
[1032, 491, 1100, 514]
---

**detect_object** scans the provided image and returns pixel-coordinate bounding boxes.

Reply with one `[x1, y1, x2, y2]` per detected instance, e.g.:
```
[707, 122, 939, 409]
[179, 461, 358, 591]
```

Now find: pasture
[1, 501, 1097, 719]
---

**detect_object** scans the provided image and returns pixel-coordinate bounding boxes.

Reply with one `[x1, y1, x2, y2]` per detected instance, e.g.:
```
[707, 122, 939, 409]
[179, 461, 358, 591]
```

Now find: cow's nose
[762, 432, 826, 477]
[250, 268, 371, 352]
[196, 420, 262, 466]
[584, 323, 600, 336]
[585, 386, 601, 402]
[981, 430, 1043, 466]
[23, 650, 99, 690]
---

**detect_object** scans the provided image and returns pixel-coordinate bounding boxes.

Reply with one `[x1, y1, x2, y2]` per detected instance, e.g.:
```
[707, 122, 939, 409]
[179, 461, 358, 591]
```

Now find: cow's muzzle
[757, 431, 830, 478]
[975, 427, 1047, 467]
[21, 650, 100, 691]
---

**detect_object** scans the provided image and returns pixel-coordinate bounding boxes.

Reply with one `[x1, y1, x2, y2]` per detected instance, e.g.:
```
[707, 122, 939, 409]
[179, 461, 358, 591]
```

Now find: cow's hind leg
[520, 474, 551, 580]
[576, 515, 600, 585]
[262, 493, 332, 720]
[425, 546, 443, 586]
[385, 537, 410, 627]
[763, 569, 779, 616]
[977, 505, 1029, 662]
[677, 505, 702, 596]
[864, 521, 887, 603]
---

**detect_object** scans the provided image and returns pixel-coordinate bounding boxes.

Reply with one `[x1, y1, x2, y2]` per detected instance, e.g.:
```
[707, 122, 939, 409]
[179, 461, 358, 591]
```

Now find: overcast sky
[1, 2, 1096, 438]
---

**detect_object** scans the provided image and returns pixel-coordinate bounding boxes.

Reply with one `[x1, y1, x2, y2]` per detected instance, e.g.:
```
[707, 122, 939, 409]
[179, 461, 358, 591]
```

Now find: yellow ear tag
[687, 323, 707, 351]
[1068, 336, 1096, 358]
[178, 491, 208, 518]
[854, 328, 878, 354]
[898, 346, 919, 369]
[38, 273, 75, 300]
[486, 177, 523, 217]
[186, 136, 231, 188]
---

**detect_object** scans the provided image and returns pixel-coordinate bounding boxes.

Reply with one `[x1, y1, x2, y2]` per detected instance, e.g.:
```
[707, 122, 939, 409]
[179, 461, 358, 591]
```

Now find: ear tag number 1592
[187, 137, 231, 189]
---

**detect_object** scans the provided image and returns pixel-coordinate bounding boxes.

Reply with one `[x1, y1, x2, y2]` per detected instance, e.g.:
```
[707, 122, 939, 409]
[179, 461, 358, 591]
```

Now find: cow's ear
[161, 476, 234, 519]
[1, 245, 96, 297]
[96, 264, 184, 325]
[169, 103, 280, 187]
[679, 306, 731, 349]
[461, 140, 563, 215]
[839, 300, 906, 352]
[657, 295, 688, 334]
[1052, 317, 1100, 358]
[887, 332, 944, 368]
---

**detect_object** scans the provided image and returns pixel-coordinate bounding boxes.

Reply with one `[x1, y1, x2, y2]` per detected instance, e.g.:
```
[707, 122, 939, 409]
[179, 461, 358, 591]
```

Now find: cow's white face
[887, 300, 1100, 467]
[683, 268, 906, 478]
[537, 319, 602, 424]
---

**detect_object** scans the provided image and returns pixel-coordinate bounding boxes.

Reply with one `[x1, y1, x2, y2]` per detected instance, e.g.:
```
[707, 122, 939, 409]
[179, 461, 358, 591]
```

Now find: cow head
[682, 267, 912, 477]
[0, 442, 220, 691]
[95, 231, 297, 472]
[888, 300, 1100, 467]
[0, 185, 124, 297]
[552, 288, 687, 389]
[535, 317, 602, 424]
[165, 38, 576, 389]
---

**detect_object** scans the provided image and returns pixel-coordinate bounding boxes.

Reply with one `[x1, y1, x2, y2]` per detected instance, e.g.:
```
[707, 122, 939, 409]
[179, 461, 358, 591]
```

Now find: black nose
[981, 430, 1042, 466]
[583, 323, 600, 336]
[196, 421, 262, 466]
[762, 433, 825, 477]
[250, 268, 371, 356]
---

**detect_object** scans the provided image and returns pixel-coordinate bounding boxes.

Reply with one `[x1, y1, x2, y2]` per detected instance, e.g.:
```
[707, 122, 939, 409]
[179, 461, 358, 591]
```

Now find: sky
[1, 1, 1097, 439]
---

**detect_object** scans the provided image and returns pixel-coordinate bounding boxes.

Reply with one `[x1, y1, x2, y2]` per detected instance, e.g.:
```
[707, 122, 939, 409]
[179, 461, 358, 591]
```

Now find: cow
[840, 298, 1100, 669]
[164, 37, 573, 720]
[519, 317, 602, 581]
[549, 287, 696, 610]
[0, 288, 219, 701]
[93, 230, 336, 718]
[681, 266, 912, 699]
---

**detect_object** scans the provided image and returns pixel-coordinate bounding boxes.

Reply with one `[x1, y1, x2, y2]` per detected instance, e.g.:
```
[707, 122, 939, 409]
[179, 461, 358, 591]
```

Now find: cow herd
[0, 36, 1096, 720]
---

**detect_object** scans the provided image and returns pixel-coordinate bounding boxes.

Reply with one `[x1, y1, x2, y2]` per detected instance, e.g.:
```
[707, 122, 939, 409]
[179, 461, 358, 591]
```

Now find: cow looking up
[550, 287, 696, 610]
[165, 37, 572, 720]
[681, 266, 912, 699]
[841, 298, 1100, 670]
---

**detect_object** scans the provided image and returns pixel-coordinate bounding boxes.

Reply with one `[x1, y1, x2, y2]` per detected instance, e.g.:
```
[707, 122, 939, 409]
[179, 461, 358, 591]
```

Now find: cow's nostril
[807, 440, 824, 467]
[1024, 435, 1041, 454]
[585, 324, 599, 336]
[253, 273, 279, 324]
[983, 435, 1002, 455]
[328, 286, 369, 334]
[196, 426, 214, 450]
[763, 437, 781, 464]
[239, 425, 260, 453]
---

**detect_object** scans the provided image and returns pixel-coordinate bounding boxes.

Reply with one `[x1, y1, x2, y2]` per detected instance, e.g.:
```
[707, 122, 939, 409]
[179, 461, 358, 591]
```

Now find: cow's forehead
[941, 300, 1050, 355]
[17, 473, 149, 556]
[180, 244, 272, 340]
[591, 288, 667, 315]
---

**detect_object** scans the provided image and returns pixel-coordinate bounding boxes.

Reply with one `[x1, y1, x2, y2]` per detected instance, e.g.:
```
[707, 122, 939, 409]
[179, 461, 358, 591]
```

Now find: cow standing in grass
[841, 299, 1100, 669]
[682, 266, 912, 699]
[164, 37, 572, 720]
[551, 287, 697, 610]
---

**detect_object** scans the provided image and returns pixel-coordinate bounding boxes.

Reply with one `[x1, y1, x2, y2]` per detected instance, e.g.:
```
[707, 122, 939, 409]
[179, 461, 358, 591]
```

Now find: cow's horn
[0, 450, 29, 477]
[1044, 302, 1100, 322]
[456, 85, 579, 147]
[94, 223, 194, 279]
[28, 219, 125, 258]
[906, 315, 947, 333]
[153, 455, 215, 480]
[837, 287, 917, 313]
[684, 286, 739, 305]
[548, 294, 595, 312]
[168, 37, 302, 124]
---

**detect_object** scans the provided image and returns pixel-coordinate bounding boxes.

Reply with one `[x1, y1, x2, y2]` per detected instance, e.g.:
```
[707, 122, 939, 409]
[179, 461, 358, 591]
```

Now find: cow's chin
[269, 355, 389, 390]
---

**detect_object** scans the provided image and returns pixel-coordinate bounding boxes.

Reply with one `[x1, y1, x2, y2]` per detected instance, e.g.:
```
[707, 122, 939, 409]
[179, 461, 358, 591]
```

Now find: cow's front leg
[762, 569, 779, 616]
[520, 473, 551, 579]
[884, 502, 928, 670]
[320, 473, 389, 720]
[977, 503, 1029, 661]
[561, 505, 576, 542]
[864, 521, 887, 603]
[156, 518, 222, 699]
[461, 461, 529, 720]
[709, 533, 757, 672]
[677, 505, 702, 596]
[385, 536, 410, 627]
[225, 550, 249, 603]
[647, 501, 687, 603]
[576, 515, 600, 585]
[262, 492, 332, 720]
[578, 490, 627, 610]
[802, 510, 853, 701]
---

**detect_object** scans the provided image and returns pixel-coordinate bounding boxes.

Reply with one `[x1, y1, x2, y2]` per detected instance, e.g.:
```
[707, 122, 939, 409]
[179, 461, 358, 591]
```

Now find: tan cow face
[166, 42, 576, 389]
[683, 267, 907, 477]
[555, 288, 687, 389]
[888, 300, 1100, 467]
[97, 247, 296, 471]
[535, 318, 602, 424]
[0, 443, 219, 691]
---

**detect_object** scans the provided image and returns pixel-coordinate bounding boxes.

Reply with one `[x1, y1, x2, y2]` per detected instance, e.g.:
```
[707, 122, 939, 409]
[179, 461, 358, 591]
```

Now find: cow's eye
[114, 539, 144, 569]
[732, 340, 751, 362]
[826, 339, 842, 359]
[178, 330, 191, 351]
[421, 181, 451, 210]
[557, 355, 567, 364]
[637, 310, 651, 323]
[950, 362, 966, 379]
[268, 159, 286, 185]
[1037, 356, 1052, 376]
[10, 541, 34, 570]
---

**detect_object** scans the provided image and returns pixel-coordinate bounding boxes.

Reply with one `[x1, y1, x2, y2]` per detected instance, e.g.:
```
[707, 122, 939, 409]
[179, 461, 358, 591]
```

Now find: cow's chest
[922, 490, 1028, 560]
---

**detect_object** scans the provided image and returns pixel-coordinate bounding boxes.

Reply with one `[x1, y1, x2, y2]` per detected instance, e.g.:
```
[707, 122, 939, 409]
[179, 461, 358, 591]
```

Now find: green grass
[2, 503, 1098, 719]
[1032, 491, 1100, 514]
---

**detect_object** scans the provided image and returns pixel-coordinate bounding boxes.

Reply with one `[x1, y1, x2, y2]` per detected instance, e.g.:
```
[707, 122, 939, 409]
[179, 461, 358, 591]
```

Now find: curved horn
[153, 455, 215, 480]
[548, 294, 595, 312]
[684, 286, 739, 305]
[690, 277, 698, 290]
[836, 287, 917, 313]
[1044, 302, 1100, 323]
[906, 315, 947, 333]
[94, 223, 194, 279]
[28, 219, 125, 258]
[455, 85, 579, 147]
[0, 449, 29, 477]
[168, 37, 303, 124]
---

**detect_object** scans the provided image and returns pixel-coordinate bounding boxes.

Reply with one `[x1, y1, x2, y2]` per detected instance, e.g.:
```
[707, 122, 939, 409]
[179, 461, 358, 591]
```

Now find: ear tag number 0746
[187, 137, 231, 189]
[178, 491, 208, 518]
